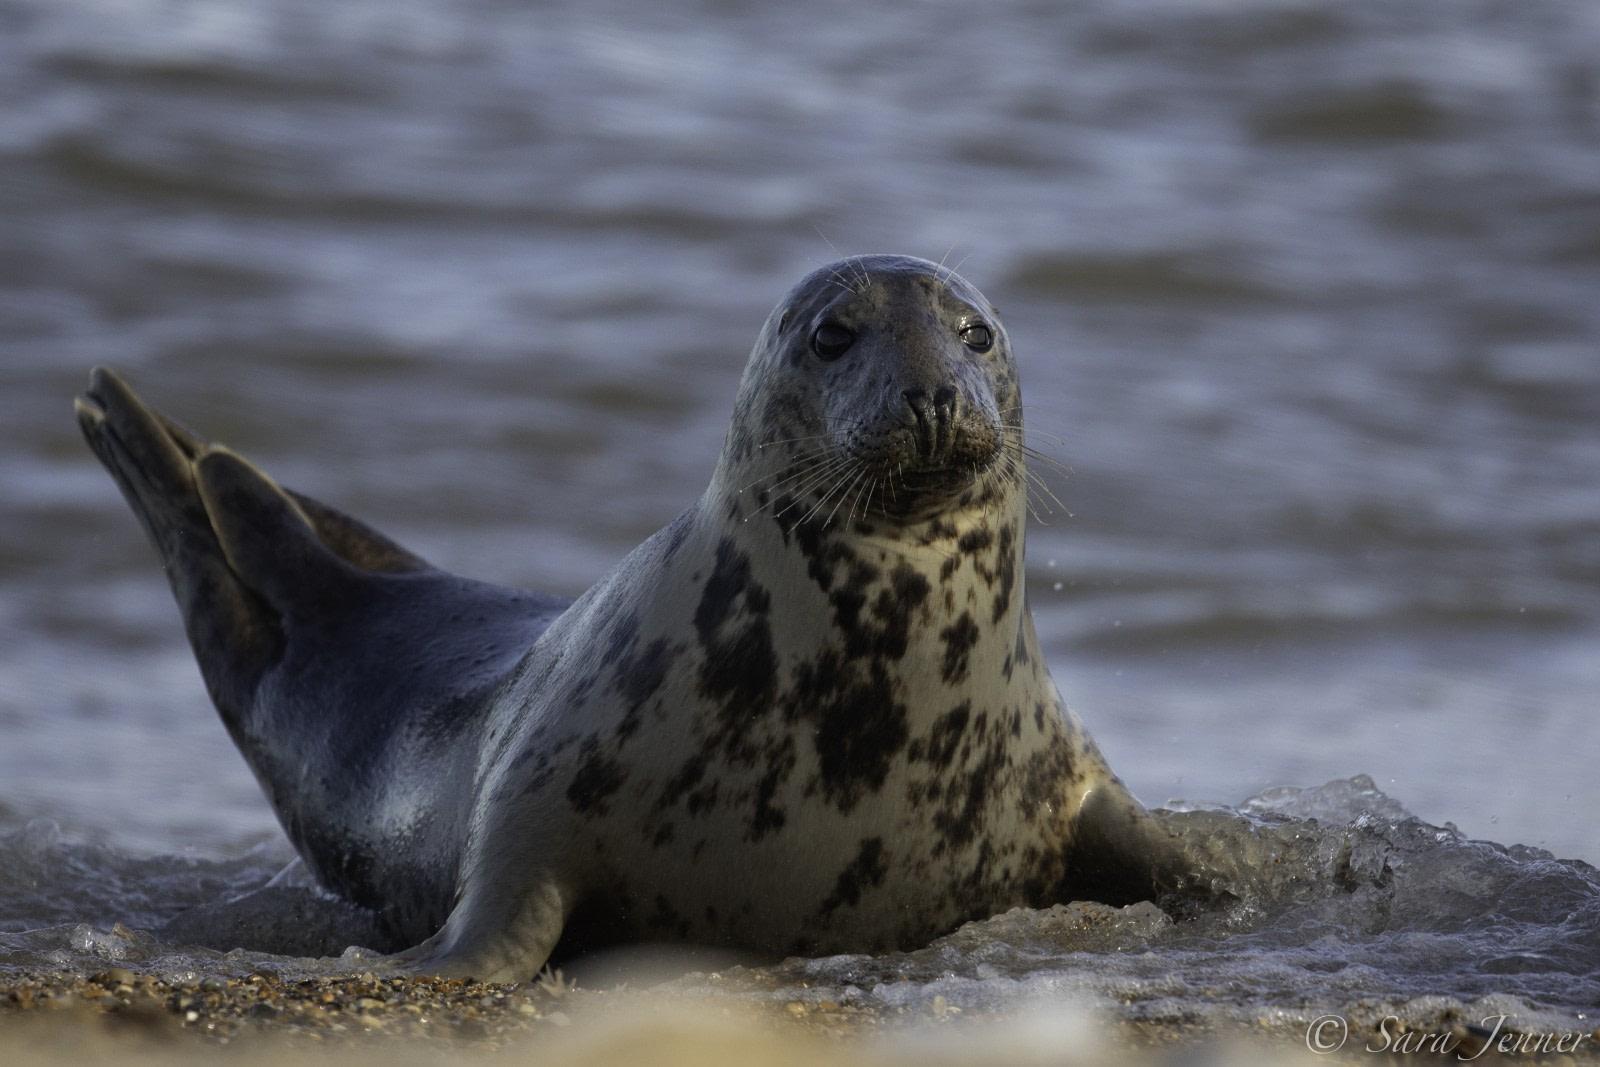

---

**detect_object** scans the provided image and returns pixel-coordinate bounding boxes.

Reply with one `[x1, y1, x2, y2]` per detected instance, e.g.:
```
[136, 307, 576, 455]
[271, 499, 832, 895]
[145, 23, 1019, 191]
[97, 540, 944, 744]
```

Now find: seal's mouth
[833, 422, 1007, 520]
[749, 416, 1013, 531]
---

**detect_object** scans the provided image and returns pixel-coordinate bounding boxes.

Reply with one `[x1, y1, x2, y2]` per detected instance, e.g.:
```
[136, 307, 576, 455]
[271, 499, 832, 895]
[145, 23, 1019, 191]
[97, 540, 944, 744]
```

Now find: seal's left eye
[960, 323, 994, 352]
[812, 323, 855, 361]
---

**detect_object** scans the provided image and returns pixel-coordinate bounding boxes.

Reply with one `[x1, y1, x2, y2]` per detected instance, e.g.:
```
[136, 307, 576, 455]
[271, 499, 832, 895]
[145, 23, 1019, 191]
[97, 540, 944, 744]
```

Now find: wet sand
[4, 967, 1597, 1066]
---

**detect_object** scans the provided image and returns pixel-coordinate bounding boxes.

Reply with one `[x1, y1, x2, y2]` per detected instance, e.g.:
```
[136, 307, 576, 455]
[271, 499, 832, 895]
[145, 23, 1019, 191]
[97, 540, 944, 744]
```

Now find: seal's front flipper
[1065, 784, 1205, 909]
[390, 877, 568, 983]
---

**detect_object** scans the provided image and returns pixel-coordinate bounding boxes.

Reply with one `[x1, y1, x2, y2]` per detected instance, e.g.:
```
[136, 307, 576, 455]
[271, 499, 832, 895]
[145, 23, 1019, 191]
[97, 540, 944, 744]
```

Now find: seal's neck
[694, 462, 1035, 705]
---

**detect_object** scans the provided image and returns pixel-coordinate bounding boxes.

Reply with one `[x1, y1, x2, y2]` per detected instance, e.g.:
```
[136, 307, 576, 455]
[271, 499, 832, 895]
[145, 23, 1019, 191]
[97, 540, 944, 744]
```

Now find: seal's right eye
[811, 323, 855, 362]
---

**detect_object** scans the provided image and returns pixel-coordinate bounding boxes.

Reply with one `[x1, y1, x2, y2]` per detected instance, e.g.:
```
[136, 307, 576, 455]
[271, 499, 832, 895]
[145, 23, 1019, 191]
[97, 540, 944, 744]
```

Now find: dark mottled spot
[1017, 743, 1073, 822]
[818, 838, 888, 919]
[830, 561, 928, 662]
[785, 650, 909, 812]
[694, 538, 777, 764]
[657, 750, 706, 811]
[865, 565, 930, 659]
[939, 611, 980, 684]
[957, 528, 992, 554]
[652, 823, 675, 848]
[829, 559, 879, 635]
[518, 751, 557, 798]
[687, 779, 720, 816]
[747, 736, 794, 841]
[932, 715, 1009, 855]
[991, 524, 1017, 624]
[567, 736, 626, 816]
[615, 636, 674, 743]
[910, 701, 971, 769]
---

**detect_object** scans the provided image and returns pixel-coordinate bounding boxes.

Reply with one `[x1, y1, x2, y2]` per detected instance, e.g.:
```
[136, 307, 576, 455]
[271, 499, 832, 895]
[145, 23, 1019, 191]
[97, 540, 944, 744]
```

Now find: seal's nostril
[902, 387, 927, 407]
[933, 385, 956, 410]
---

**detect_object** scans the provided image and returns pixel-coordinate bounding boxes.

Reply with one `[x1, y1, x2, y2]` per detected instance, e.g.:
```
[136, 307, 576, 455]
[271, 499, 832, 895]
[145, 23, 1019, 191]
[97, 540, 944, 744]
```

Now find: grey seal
[76, 254, 1193, 981]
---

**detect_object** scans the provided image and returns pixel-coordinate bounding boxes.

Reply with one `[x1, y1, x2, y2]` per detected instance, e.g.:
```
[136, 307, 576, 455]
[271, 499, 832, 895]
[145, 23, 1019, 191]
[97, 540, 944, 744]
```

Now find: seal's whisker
[849, 473, 877, 528]
[1023, 466, 1067, 514]
[801, 460, 862, 527]
[996, 406, 1058, 426]
[999, 448, 1065, 516]
[765, 455, 857, 520]
[995, 419, 1067, 448]
[747, 460, 835, 517]
[812, 229, 867, 294]
[993, 454, 1048, 525]
[769, 454, 857, 518]
[758, 433, 838, 450]
[997, 424, 1067, 449]
[822, 465, 869, 529]
[795, 462, 859, 527]
[845, 254, 870, 292]
[735, 449, 837, 495]
[1018, 447, 1073, 479]
[1016, 463, 1066, 521]
[999, 437, 1072, 478]
[1003, 457, 1047, 525]
[744, 455, 838, 500]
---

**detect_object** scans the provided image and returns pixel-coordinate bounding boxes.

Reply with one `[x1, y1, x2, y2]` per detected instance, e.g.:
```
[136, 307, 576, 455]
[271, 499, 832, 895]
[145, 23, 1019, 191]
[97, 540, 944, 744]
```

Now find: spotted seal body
[76, 255, 1191, 981]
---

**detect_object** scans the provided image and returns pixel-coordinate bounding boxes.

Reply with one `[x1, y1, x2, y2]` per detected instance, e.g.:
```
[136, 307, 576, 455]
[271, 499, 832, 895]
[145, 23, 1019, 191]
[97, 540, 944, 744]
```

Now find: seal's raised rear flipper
[78, 368, 573, 945]
[75, 368, 433, 730]
[77, 369, 291, 721]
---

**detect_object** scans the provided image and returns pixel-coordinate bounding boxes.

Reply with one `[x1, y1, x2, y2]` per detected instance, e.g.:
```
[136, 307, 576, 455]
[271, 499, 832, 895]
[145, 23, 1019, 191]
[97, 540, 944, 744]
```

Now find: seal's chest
[575, 716, 1077, 959]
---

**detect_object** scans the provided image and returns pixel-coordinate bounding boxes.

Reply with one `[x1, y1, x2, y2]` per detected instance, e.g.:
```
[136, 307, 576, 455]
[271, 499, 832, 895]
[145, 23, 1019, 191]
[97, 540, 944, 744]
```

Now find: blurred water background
[2, 0, 1597, 881]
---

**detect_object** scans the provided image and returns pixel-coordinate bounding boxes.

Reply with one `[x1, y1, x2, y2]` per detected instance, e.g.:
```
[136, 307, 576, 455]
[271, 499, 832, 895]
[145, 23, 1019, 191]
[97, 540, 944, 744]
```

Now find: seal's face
[724, 255, 1022, 526]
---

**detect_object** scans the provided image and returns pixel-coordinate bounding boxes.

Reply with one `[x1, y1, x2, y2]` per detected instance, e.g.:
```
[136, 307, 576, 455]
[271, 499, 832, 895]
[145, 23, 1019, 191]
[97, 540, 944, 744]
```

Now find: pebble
[90, 968, 135, 988]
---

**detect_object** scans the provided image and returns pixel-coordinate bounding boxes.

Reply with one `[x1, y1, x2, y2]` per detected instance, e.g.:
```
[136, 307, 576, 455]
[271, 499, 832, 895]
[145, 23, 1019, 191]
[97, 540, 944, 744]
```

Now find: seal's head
[720, 255, 1022, 527]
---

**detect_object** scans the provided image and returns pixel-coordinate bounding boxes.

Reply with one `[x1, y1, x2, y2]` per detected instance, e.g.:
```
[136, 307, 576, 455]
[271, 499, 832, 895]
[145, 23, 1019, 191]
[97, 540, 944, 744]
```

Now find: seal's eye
[811, 323, 855, 361]
[960, 323, 994, 353]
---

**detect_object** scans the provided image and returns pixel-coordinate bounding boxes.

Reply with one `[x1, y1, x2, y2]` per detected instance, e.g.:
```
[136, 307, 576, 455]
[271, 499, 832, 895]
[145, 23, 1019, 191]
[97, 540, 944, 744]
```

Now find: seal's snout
[901, 385, 960, 461]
